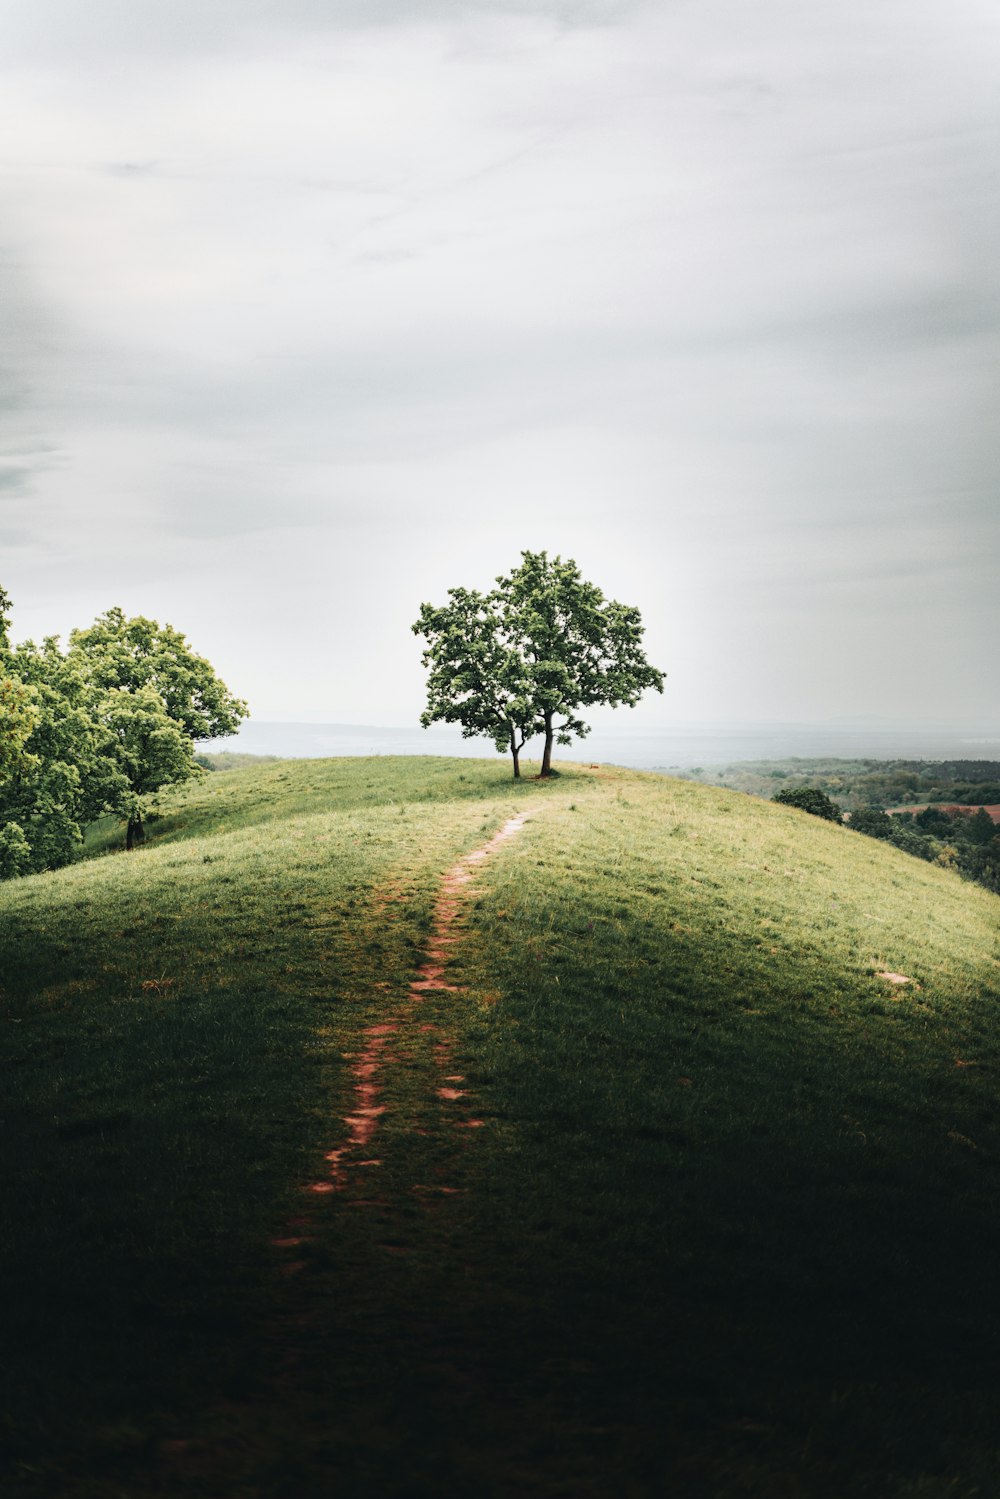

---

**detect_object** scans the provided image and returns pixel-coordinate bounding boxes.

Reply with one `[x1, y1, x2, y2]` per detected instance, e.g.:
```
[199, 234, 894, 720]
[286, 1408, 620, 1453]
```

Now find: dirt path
[280, 809, 533, 1237]
[146, 812, 538, 1492]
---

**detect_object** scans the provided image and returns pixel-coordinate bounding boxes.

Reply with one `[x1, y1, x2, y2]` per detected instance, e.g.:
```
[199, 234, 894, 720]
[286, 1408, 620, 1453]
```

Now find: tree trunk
[540, 717, 554, 778]
[126, 812, 145, 851]
[509, 727, 523, 779]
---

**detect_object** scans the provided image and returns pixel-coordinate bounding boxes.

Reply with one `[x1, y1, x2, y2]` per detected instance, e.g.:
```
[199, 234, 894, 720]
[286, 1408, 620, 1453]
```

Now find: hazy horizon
[198, 715, 1000, 770]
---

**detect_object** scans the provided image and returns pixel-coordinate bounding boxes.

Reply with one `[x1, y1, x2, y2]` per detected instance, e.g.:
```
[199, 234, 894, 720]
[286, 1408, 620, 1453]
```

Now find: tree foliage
[412, 586, 538, 777]
[0, 591, 247, 875]
[0, 587, 38, 787]
[883, 807, 1000, 893]
[846, 807, 893, 839]
[67, 609, 247, 742]
[685, 757, 1000, 813]
[413, 552, 664, 777]
[771, 786, 842, 822]
[0, 672, 38, 785]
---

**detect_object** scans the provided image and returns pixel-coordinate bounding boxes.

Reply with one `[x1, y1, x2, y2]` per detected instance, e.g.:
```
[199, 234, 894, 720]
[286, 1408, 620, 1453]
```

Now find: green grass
[3, 756, 1000, 1496]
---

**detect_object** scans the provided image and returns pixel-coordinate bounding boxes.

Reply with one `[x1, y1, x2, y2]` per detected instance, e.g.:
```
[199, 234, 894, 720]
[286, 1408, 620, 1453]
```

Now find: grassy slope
[3, 756, 1000, 1497]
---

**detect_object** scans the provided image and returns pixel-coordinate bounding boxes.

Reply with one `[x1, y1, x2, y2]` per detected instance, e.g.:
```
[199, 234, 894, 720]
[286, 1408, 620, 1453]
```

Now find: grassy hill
[3, 756, 1000, 1497]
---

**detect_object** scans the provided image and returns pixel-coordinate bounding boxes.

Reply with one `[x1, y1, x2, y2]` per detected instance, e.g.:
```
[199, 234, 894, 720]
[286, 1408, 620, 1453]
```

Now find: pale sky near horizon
[2, 0, 998, 730]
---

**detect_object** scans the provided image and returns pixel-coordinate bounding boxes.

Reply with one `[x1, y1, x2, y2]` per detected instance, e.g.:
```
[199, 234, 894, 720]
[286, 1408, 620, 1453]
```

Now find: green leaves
[0, 673, 39, 784]
[68, 610, 247, 741]
[102, 685, 195, 797]
[0, 820, 31, 878]
[414, 551, 664, 776]
[413, 587, 538, 766]
[0, 590, 248, 877]
[772, 787, 842, 822]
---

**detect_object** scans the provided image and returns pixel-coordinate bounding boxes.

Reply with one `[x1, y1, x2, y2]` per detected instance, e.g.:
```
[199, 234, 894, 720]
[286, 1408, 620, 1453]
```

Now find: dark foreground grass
[1, 758, 546, 1479]
[3, 757, 1000, 1496]
[458, 780, 1000, 1494]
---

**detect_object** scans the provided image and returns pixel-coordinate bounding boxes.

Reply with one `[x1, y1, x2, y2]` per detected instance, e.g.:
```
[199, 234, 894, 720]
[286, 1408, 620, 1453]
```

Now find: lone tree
[413, 551, 664, 778]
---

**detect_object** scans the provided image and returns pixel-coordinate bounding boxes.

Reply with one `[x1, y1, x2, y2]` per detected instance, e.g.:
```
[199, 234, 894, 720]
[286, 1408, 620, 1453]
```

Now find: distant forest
[677, 757, 1000, 809]
[680, 759, 1000, 896]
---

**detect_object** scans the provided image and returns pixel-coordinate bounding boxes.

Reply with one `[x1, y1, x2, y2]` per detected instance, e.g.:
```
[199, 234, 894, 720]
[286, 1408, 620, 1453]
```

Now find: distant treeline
[865, 804, 1000, 894]
[680, 758, 1000, 897]
[680, 757, 1000, 811]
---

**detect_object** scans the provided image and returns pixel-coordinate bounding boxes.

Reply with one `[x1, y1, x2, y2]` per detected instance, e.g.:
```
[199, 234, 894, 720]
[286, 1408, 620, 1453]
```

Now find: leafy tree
[963, 836, 1000, 894]
[771, 786, 842, 822]
[0, 821, 31, 879]
[0, 588, 38, 785]
[67, 609, 247, 742]
[0, 592, 247, 874]
[847, 808, 893, 839]
[0, 673, 37, 785]
[915, 806, 953, 837]
[103, 686, 198, 848]
[414, 552, 664, 778]
[495, 552, 665, 777]
[0, 584, 12, 653]
[412, 587, 538, 778]
[65, 609, 248, 848]
[887, 824, 934, 861]
[0, 636, 130, 867]
[963, 808, 996, 847]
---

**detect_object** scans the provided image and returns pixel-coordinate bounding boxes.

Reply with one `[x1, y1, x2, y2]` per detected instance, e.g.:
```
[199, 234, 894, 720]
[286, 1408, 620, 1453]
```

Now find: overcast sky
[2, 0, 998, 730]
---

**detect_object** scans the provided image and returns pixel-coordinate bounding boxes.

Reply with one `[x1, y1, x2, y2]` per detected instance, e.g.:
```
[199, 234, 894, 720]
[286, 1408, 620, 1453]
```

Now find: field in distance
[3, 755, 1000, 1497]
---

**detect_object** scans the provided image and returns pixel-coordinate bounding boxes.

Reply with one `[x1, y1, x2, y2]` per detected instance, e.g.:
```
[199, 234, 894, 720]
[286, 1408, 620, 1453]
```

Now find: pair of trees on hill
[0, 588, 246, 877]
[413, 552, 665, 778]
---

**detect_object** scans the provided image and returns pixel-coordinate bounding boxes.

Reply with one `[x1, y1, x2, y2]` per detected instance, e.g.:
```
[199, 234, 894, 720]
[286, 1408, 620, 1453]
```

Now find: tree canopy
[0, 673, 37, 786]
[413, 551, 664, 777]
[771, 786, 843, 822]
[0, 587, 38, 787]
[67, 608, 246, 742]
[846, 807, 894, 839]
[0, 591, 247, 874]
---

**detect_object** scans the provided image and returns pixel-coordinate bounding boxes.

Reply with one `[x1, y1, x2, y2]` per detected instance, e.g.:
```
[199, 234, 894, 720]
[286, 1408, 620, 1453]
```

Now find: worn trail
[151, 809, 537, 1489]
[137, 803, 542, 1493]
[283, 810, 532, 1225]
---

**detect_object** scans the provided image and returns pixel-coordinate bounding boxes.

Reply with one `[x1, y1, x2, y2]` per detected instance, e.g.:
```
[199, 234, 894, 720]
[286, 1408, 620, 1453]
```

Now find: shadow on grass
[5, 764, 1000, 1495]
[453, 825, 1000, 1490]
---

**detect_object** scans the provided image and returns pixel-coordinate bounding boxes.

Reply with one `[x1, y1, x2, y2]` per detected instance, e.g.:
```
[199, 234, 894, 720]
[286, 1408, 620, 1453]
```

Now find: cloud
[0, 0, 639, 68]
[0, 0, 997, 725]
[0, 466, 33, 494]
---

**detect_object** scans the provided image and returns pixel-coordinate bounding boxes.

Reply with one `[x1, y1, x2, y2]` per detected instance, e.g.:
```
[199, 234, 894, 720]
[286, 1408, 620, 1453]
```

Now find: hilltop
[3, 756, 1000, 1497]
